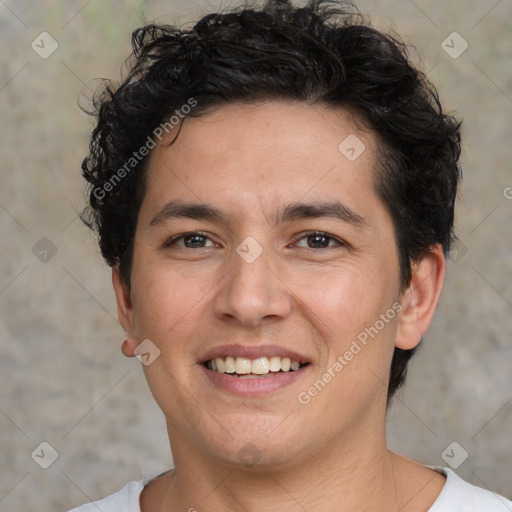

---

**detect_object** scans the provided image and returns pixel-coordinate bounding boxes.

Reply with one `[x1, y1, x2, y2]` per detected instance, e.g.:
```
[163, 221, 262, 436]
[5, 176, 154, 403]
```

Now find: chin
[201, 421, 308, 470]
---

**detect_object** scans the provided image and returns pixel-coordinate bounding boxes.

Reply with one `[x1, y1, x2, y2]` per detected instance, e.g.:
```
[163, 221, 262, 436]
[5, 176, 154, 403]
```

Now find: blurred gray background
[0, 0, 511, 509]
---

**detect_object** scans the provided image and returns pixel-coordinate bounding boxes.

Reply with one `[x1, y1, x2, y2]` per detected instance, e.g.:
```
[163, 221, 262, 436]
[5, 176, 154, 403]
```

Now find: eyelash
[164, 231, 345, 250]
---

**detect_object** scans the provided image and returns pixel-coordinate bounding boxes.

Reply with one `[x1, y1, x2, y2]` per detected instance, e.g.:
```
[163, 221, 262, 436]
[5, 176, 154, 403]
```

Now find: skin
[113, 101, 447, 511]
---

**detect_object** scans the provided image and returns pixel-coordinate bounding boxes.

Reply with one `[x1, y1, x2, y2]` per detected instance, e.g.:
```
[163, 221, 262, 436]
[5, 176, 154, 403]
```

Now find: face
[118, 101, 407, 469]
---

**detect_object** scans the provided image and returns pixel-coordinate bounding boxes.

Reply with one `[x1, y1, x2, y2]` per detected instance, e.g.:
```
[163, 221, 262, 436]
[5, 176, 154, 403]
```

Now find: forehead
[140, 101, 382, 225]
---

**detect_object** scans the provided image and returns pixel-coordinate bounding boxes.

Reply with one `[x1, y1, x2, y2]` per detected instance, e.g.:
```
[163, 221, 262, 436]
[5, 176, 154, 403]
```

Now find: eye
[294, 231, 344, 249]
[165, 231, 217, 249]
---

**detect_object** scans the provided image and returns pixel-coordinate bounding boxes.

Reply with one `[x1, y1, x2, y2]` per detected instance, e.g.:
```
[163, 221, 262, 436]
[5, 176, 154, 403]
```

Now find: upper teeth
[207, 356, 302, 374]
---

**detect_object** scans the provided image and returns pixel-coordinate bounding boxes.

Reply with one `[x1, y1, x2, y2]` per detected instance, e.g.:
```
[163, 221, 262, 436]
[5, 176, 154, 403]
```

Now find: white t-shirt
[68, 467, 512, 511]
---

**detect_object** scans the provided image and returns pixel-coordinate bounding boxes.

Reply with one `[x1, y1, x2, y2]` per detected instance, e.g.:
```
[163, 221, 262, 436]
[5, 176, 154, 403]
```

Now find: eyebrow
[150, 200, 367, 227]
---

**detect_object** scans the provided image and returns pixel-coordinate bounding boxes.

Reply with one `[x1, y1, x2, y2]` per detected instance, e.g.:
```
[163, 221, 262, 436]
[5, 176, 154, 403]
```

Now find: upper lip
[199, 344, 310, 364]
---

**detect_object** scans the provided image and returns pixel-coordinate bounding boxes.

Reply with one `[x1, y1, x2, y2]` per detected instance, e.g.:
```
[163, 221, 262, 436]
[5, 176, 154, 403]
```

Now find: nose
[213, 243, 292, 328]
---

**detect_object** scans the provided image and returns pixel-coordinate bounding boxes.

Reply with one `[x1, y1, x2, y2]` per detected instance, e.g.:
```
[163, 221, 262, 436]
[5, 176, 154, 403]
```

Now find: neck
[157, 425, 400, 512]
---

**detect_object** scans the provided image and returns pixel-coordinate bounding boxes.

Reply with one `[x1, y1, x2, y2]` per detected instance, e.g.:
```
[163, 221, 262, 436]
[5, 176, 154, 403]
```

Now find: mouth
[199, 345, 311, 394]
[204, 356, 308, 379]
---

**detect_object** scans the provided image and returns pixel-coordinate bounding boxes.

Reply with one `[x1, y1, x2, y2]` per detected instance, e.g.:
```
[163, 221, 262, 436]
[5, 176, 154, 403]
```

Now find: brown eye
[306, 234, 331, 248]
[165, 232, 216, 248]
[295, 231, 343, 249]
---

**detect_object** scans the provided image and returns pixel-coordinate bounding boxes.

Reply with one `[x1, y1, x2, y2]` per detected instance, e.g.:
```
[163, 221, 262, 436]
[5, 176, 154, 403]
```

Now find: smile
[199, 344, 311, 394]
[205, 356, 306, 377]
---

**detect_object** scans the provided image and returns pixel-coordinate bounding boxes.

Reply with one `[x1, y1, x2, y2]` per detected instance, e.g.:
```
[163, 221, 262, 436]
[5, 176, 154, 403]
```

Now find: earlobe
[395, 244, 446, 350]
[121, 334, 139, 358]
[112, 266, 139, 358]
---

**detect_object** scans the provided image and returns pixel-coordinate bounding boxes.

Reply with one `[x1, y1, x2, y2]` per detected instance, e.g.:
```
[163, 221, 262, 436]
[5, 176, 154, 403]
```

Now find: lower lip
[200, 365, 309, 395]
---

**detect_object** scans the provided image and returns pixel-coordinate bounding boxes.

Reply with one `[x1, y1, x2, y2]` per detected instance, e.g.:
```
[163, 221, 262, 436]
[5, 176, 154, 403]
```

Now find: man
[71, 0, 511, 510]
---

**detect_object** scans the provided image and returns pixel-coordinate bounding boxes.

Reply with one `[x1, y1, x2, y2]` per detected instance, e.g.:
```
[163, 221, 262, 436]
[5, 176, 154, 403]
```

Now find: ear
[112, 266, 138, 357]
[395, 244, 446, 350]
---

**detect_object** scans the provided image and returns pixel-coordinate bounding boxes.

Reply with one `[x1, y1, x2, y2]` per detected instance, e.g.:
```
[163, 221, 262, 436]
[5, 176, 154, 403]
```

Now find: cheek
[287, 261, 389, 337]
[130, 263, 212, 426]
[292, 262, 400, 396]
[129, 257, 210, 343]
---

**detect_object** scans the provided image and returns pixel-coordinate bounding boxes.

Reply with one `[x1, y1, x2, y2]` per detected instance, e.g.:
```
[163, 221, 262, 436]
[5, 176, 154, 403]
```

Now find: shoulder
[429, 467, 512, 511]
[66, 480, 143, 512]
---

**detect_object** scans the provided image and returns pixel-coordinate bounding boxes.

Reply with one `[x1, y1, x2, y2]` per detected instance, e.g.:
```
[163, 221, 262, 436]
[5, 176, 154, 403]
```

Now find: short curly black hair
[81, 0, 462, 402]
